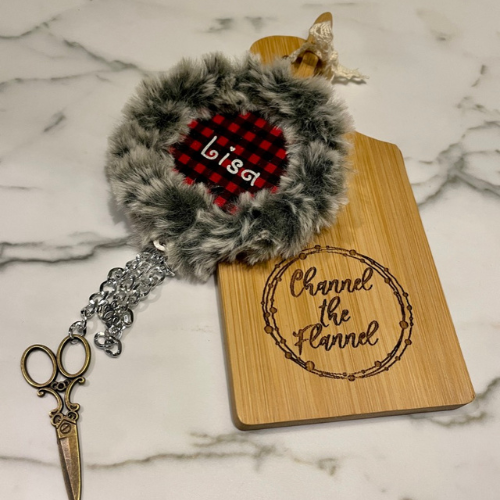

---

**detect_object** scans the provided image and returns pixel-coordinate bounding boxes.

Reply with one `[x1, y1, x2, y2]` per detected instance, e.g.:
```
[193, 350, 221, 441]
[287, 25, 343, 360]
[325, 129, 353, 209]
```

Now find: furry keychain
[107, 53, 351, 282]
[20, 15, 358, 500]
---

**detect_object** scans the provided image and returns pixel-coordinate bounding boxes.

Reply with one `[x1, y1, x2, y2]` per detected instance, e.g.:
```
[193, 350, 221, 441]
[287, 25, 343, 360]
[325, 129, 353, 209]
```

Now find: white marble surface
[1, 1, 499, 499]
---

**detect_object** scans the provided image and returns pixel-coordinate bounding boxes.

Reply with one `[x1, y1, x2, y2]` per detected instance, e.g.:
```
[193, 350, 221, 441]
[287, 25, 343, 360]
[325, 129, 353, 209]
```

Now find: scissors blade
[55, 421, 82, 500]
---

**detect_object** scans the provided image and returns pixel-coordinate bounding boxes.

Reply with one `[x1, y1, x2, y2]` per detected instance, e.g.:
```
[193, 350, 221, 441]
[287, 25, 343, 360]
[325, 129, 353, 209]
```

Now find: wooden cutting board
[216, 14, 474, 429]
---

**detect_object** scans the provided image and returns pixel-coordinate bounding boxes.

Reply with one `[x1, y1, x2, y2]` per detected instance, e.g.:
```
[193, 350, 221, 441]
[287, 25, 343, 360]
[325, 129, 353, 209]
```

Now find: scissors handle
[21, 335, 91, 424]
[21, 335, 91, 388]
[21, 344, 58, 389]
[56, 335, 91, 380]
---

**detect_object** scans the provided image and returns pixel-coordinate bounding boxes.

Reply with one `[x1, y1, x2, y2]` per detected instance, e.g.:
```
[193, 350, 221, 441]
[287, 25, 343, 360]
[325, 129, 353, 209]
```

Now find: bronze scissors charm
[21, 334, 91, 500]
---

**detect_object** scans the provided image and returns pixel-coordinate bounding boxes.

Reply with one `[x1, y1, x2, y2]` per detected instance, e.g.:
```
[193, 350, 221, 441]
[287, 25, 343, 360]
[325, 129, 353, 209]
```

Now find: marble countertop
[1, 1, 499, 499]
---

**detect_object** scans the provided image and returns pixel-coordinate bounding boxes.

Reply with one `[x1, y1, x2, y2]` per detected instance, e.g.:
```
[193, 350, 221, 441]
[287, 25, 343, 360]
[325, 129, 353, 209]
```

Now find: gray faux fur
[106, 53, 352, 282]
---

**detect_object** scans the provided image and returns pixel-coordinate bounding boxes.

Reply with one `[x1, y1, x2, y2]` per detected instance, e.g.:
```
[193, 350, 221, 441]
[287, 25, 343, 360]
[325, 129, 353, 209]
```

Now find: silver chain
[67, 248, 174, 358]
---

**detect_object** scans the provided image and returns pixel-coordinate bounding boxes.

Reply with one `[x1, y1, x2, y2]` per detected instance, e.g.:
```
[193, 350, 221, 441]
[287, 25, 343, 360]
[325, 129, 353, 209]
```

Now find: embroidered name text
[201, 135, 261, 186]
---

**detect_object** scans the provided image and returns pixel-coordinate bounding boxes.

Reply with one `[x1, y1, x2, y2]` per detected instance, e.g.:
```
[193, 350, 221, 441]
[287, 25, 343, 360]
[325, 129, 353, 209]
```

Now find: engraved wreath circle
[261, 246, 414, 380]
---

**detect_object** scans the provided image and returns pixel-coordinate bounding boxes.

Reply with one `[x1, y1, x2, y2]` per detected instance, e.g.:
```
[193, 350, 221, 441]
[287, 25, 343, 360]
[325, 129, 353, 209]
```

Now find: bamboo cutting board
[217, 15, 474, 429]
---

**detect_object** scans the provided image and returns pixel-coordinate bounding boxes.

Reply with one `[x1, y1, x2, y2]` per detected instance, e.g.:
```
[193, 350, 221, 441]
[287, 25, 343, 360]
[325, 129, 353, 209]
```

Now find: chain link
[67, 249, 174, 358]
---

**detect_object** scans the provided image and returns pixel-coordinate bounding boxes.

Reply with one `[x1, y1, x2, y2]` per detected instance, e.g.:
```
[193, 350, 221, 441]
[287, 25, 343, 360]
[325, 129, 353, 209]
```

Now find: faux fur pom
[106, 53, 352, 281]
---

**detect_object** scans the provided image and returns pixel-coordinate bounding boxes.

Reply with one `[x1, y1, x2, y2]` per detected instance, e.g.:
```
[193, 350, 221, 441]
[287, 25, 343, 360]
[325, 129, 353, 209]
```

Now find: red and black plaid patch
[170, 112, 288, 211]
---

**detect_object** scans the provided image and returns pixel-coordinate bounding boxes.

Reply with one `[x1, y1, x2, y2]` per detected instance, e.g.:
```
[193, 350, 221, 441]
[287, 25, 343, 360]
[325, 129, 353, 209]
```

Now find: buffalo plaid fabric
[170, 112, 288, 211]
